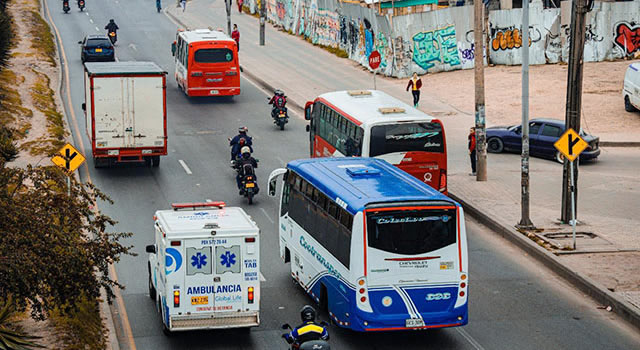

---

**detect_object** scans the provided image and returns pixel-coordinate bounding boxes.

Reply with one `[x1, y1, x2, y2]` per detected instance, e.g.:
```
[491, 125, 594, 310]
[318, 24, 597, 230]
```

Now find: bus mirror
[268, 177, 277, 197]
[145, 244, 156, 254]
[306, 125, 310, 132]
[304, 101, 313, 121]
[81, 103, 86, 111]
[267, 168, 287, 197]
[171, 42, 176, 56]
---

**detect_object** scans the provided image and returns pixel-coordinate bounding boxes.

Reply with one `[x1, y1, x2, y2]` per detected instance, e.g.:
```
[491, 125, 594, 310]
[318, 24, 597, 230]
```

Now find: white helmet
[241, 146, 251, 155]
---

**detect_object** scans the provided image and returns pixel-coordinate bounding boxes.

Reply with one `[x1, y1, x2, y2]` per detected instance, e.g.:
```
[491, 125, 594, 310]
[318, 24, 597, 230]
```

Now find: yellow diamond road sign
[51, 143, 85, 173]
[554, 128, 588, 162]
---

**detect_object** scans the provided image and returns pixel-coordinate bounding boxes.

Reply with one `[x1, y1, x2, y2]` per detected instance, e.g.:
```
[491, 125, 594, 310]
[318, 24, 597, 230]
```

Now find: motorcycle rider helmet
[275, 89, 284, 97]
[300, 305, 316, 323]
[240, 146, 251, 155]
[238, 126, 248, 134]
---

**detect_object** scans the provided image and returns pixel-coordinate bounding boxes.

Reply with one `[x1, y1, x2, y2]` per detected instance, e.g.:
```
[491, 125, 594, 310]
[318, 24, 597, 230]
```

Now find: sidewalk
[166, 0, 640, 329]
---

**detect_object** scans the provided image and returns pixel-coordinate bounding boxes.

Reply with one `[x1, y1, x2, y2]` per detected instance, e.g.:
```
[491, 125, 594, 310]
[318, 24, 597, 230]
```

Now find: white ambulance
[146, 202, 260, 334]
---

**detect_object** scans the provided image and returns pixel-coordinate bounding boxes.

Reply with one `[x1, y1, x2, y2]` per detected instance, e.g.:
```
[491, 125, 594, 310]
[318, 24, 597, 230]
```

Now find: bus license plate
[191, 296, 208, 305]
[406, 319, 424, 328]
[209, 90, 219, 95]
[246, 183, 255, 188]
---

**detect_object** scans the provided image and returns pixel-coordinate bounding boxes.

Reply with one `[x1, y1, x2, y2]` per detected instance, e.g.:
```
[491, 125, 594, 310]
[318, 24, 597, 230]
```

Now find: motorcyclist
[235, 146, 258, 193]
[283, 305, 329, 348]
[63, 0, 70, 10]
[105, 19, 119, 35]
[229, 126, 253, 161]
[268, 89, 287, 119]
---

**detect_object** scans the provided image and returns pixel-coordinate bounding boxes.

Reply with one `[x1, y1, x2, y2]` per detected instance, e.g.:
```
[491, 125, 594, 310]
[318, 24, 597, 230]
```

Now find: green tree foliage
[0, 165, 134, 321]
[0, 128, 18, 165]
[0, 297, 44, 350]
[0, 0, 13, 68]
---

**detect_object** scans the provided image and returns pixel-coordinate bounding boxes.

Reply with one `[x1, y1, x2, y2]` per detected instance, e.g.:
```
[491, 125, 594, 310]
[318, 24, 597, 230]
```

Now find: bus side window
[318, 104, 327, 139]
[355, 127, 364, 156]
[281, 181, 291, 216]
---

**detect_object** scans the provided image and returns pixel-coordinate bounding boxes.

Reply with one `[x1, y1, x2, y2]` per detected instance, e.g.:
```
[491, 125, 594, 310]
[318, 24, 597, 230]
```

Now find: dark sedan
[79, 35, 115, 63]
[485, 118, 600, 163]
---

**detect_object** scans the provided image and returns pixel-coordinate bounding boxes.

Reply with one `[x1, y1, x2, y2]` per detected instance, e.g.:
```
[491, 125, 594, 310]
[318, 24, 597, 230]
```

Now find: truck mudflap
[170, 312, 259, 331]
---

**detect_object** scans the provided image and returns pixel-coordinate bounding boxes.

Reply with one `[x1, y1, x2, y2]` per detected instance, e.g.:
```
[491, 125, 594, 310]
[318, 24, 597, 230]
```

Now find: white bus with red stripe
[304, 90, 448, 194]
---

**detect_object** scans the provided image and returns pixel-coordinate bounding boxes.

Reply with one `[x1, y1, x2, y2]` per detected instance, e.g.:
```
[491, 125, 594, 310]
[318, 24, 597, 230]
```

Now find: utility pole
[259, 0, 266, 46]
[474, 0, 487, 181]
[518, 0, 534, 229]
[225, 0, 232, 35]
[562, 0, 591, 223]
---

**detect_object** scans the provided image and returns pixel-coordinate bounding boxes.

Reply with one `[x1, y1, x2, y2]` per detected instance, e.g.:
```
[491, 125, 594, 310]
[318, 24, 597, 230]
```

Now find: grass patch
[0, 69, 33, 139]
[27, 10, 56, 66]
[49, 295, 106, 350]
[22, 69, 66, 155]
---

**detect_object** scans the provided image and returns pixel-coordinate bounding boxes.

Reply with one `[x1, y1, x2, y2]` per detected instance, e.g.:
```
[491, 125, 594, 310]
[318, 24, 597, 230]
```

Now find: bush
[0, 2, 13, 68]
[0, 127, 18, 165]
[49, 295, 106, 350]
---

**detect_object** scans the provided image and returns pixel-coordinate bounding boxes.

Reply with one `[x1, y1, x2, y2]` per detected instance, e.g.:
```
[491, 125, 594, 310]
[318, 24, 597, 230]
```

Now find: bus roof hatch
[347, 90, 372, 97]
[378, 107, 405, 114]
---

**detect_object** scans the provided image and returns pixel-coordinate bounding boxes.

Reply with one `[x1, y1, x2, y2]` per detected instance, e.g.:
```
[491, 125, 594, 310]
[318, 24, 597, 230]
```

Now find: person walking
[405, 72, 422, 108]
[180, 0, 186, 12]
[231, 24, 240, 51]
[468, 127, 477, 176]
[237, 0, 243, 13]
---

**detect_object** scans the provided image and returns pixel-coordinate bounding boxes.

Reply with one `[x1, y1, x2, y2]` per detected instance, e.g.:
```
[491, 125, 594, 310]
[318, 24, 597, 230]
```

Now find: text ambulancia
[146, 202, 260, 334]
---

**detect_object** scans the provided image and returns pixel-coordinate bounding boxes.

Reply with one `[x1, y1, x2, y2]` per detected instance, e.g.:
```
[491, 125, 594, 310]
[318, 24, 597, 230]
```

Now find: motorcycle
[63, 0, 70, 13]
[77, 0, 84, 11]
[108, 31, 117, 45]
[281, 323, 331, 350]
[232, 159, 259, 205]
[267, 97, 289, 130]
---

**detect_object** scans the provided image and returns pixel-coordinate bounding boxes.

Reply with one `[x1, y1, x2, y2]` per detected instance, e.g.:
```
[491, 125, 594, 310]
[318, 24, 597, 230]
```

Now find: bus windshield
[366, 208, 456, 255]
[369, 122, 444, 157]
[194, 48, 234, 63]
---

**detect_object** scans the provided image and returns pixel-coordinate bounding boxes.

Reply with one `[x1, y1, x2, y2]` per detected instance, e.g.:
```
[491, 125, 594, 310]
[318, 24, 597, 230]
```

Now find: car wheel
[625, 96, 636, 112]
[487, 137, 504, 153]
[555, 151, 565, 164]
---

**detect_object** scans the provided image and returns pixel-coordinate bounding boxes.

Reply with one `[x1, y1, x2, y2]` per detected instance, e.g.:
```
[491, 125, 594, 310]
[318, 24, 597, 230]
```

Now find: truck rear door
[128, 76, 165, 149]
[92, 76, 125, 150]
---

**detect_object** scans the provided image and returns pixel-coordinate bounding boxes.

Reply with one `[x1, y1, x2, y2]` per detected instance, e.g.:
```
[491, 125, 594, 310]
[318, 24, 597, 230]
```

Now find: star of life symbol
[191, 252, 208, 269]
[220, 251, 236, 268]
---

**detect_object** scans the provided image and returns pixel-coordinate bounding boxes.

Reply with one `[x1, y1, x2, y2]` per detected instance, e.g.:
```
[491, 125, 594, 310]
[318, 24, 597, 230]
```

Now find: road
[42, 0, 640, 348]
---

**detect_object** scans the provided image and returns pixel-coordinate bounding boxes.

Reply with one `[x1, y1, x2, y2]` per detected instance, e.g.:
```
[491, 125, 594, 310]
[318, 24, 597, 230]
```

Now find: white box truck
[146, 202, 261, 334]
[82, 61, 167, 168]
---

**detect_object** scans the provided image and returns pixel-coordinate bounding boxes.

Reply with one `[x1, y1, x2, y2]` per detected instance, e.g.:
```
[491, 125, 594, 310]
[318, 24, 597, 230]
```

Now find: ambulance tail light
[248, 287, 254, 304]
[173, 290, 180, 307]
[245, 237, 255, 243]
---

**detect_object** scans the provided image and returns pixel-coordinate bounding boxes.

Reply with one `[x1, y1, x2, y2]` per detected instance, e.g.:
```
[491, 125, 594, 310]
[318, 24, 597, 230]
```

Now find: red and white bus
[172, 29, 240, 97]
[304, 90, 448, 194]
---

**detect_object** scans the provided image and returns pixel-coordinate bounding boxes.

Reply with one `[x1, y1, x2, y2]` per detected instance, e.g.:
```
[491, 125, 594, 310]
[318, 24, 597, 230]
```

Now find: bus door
[189, 43, 239, 95]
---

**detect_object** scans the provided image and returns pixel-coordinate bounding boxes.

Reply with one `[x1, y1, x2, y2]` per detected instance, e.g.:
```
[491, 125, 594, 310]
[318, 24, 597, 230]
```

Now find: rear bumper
[350, 304, 468, 332]
[93, 147, 167, 162]
[169, 311, 259, 331]
[187, 86, 240, 96]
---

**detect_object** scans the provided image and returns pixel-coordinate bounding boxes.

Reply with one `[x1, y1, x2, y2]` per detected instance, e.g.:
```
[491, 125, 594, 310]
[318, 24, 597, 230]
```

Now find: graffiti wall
[243, 0, 640, 77]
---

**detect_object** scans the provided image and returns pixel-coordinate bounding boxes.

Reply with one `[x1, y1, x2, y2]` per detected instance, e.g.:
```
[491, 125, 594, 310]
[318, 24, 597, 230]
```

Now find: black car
[486, 118, 600, 163]
[79, 35, 115, 63]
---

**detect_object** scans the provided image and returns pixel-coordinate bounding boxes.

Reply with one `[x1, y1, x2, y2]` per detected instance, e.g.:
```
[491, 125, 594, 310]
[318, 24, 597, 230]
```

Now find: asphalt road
[42, 0, 640, 349]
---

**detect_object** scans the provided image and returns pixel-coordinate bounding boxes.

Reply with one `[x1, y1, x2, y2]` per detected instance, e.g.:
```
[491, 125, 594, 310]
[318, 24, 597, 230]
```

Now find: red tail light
[248, 287, 254, 304]
[173, 290, 180, 307]
[245, 237, 255, 243]
[439, 170, 447, 192]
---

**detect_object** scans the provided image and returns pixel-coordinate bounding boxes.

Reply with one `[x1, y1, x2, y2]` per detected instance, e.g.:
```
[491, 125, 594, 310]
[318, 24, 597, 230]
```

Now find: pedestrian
[405, 72, 422, 108]
[231, 24, 240, 51]
[237, 0, 243, 13]
[180, 0, 186, 12]
[468, 127, 477, 176]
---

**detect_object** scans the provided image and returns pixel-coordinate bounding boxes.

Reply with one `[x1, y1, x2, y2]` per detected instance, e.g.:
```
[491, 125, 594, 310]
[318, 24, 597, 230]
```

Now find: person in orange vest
[405, 72, 422, 107]
[231, 24, 240, 51]
[468, 127, 477, 176]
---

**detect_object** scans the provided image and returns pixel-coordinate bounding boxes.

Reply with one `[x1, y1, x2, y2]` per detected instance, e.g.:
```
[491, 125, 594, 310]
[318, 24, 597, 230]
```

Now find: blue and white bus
[267, 158, 468, 332]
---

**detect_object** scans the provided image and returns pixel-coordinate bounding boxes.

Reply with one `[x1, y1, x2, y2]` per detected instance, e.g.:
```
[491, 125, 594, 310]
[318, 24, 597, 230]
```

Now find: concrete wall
[244, 0, 640, 77]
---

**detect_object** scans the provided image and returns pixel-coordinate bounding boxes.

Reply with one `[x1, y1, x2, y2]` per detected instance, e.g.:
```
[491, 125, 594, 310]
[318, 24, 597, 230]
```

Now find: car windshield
[86, 39, 112, 48]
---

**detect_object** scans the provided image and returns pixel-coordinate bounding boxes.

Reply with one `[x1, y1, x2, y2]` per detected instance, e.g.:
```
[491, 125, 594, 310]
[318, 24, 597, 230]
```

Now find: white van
[146, 202, 260, 334]
[623, 62, 640, 113]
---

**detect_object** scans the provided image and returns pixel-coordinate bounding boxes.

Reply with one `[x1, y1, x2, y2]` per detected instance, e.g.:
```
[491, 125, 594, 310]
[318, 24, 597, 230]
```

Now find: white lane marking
[95, 26, 99, 32]
[259, 272, 266, 282]
[259, 208, 274, 224]
[456, 328, 485, 350]
[85, 12, 89, 16]
[89, 18, 93, 23]
[178, 159, 193, 174]
[128, 43, 137, 51]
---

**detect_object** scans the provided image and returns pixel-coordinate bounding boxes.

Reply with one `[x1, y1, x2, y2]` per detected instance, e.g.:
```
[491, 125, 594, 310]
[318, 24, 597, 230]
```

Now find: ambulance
[146, 202, 260, 334]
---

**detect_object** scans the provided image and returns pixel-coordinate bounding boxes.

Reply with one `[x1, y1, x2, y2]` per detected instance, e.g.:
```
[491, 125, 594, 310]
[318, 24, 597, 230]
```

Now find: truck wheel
[93, 157, 104, 168]
[152, 156, 160, 167]
[148, 264, 156, 300]
[625, 96, 637, 112]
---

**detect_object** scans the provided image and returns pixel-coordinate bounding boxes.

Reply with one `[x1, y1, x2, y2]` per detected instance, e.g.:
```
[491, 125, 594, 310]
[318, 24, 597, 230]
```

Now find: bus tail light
[248, 287, 254, 304]
[173, 290, 180, 307]
[356, 277, 372, 312]
[439, 170, 447, 192]
[191, 71, 203, 77]
[454, 272, 468, 308]
[225, 71, 237, 76]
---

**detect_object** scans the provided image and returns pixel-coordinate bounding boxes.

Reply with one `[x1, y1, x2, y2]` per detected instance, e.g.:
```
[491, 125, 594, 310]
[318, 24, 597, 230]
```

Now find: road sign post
[368, 50, 381, 90]
[51, 143, 86, 196]
[554, 128, 588, 249]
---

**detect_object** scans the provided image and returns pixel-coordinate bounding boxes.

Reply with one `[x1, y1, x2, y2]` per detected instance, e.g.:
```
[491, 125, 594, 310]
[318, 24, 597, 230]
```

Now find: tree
[0, 165, 134, 320]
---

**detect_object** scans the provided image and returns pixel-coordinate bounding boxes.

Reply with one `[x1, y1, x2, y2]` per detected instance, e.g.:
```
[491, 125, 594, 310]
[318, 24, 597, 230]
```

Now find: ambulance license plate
[405, 318, 424, 328]
[209, 90, 219, 95]
[246, 183, 255, 188]
[191, 296, 208, 305]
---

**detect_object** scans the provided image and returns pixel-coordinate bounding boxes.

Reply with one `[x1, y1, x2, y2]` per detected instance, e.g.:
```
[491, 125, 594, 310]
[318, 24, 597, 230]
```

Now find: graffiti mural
[614, 22, 640, 56]
[412, 25, 461, 71]
[491, 26, 541, 51]
[375, 32, 389, 69]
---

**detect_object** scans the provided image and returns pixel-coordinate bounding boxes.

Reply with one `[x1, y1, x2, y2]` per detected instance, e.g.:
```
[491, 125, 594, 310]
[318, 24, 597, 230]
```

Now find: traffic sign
[554, 128, 588, 162]
[369, 51, 381, 70]
[51, 143, 85, 173]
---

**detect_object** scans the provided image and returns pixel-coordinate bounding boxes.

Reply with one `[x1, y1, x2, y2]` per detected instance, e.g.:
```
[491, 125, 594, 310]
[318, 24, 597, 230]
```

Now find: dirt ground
[422, 59, 640, 140]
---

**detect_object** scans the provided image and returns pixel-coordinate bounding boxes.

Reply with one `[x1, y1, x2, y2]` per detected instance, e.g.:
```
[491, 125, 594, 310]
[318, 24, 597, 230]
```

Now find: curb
[600, 141, 640, 147]
[448, 191, 640, 331]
